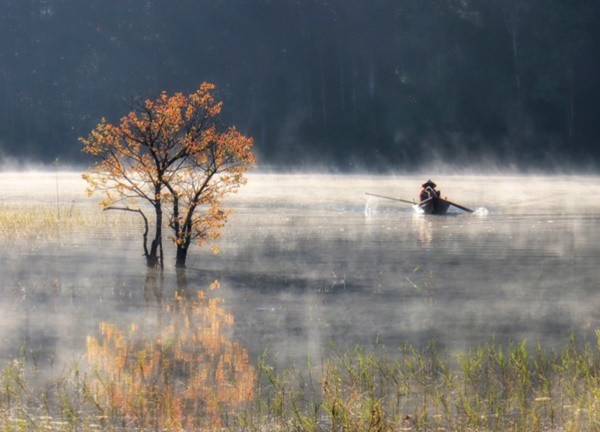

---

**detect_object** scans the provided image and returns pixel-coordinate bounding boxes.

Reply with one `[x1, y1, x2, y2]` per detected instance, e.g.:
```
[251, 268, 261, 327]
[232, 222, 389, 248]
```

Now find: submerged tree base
[2, 334, 600, 431]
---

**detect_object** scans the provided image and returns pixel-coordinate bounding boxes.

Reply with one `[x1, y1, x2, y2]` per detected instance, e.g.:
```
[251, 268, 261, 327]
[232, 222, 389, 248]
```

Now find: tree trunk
[146, 247, 159, 268]
[175, 244, 189, 269]
[147, 201, 163, 268]
[306, 74, 313, 125]
[319, 50, 327, 128]
[368, 55, 376, 98]
[503, 2, 521, 90]
[351, 64, 357, 125]
[512, 32, 520, 89]
[339, 55, 345, 114]
[175, 222, 192, 268]
[567, 69, 575, 139]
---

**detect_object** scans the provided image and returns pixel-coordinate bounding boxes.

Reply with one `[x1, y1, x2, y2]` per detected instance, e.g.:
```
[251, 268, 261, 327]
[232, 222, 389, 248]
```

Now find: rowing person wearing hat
[420, 180, 441, 202]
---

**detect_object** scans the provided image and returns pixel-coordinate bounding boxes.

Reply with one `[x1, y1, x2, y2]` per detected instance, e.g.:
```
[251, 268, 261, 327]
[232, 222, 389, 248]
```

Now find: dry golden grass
[0, 203, 142, 241]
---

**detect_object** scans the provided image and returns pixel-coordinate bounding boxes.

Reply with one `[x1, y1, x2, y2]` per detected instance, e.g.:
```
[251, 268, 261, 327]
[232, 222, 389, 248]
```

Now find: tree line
[1, 0, 599, 169]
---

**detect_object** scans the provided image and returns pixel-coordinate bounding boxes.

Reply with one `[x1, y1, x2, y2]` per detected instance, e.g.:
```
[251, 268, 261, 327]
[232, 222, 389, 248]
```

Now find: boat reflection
[86, 270, 255, 429]
[412, 213, 433, 248]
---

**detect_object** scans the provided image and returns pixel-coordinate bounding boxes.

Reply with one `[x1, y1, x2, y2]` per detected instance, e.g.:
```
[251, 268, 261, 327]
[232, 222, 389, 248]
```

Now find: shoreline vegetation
[1, 332, 599, 431]
[0, 203, 140, 241]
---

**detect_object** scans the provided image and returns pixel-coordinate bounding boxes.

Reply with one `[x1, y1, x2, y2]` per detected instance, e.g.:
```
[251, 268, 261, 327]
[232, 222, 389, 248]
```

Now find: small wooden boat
[365, 192, 473, 215]
[419, 197, 451, 215]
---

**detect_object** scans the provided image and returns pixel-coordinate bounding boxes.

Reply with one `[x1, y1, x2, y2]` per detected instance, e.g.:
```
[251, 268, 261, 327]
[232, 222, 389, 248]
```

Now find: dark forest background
[1, 0, 599, 170]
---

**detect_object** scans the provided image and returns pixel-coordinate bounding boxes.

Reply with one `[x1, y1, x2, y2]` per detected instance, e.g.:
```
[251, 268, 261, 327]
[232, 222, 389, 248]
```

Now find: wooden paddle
[418, 196, 433, 207]
[440, 198, 474, 213]
[365, 193, 438, 209]
[365, 193, 416, 205]
[366, 192, 473, 213]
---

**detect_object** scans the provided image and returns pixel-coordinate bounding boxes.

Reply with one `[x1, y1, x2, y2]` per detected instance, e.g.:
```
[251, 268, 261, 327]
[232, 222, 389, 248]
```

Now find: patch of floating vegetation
[1, 332, 600, 430]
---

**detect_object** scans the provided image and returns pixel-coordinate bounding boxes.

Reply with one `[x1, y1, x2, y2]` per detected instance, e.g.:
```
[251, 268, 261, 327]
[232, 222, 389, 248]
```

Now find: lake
[0, 172, 599, 370]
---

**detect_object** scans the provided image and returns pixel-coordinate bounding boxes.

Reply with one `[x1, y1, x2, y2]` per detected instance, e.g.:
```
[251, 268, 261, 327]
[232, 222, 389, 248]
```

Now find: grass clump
[1, 333, 600, 431]
[237, 334, 600, 431]
[0, 203, 140, 241]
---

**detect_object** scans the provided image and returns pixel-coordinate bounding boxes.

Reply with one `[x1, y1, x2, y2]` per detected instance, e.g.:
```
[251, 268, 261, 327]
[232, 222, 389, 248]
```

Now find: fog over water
[0, 172, 599, 370]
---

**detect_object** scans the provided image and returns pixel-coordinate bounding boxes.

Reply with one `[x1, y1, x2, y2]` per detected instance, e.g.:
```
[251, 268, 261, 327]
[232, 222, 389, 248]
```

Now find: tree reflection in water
[86, 269, 255, 429]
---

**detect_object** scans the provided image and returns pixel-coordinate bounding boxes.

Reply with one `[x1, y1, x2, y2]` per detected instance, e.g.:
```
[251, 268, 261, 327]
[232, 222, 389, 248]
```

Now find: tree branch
[105, 206, 150, 258]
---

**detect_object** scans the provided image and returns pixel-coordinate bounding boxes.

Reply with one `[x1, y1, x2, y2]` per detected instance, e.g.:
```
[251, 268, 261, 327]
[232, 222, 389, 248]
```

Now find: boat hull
[420, 197, 451, 215]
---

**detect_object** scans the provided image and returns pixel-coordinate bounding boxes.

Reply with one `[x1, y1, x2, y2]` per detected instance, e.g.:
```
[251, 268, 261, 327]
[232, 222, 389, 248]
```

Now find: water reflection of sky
[0, 173, 599, 370]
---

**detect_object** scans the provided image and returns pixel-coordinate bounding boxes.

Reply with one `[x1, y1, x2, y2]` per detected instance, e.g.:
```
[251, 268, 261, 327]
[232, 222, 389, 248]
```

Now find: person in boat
[420, 180, 441, 202]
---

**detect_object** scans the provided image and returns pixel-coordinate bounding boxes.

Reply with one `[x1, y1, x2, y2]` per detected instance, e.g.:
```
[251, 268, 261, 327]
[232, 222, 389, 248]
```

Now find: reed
[1, 333, 599, 431]
[0, 203, 140, 241]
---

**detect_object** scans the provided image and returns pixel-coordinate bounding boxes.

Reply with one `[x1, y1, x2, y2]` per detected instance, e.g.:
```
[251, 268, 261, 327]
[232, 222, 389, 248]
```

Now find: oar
[365, 193, 415, 205]
[440, 198, 474, 213]
[418, 196, 433, 207]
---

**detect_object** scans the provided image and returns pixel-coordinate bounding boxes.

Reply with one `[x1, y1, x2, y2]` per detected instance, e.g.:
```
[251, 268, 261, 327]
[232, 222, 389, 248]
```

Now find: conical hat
[422, 179, 437, 188]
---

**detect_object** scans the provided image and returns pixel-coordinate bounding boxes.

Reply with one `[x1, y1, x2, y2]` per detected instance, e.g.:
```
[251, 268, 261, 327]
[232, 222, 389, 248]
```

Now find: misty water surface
[0, 172, 599, 369]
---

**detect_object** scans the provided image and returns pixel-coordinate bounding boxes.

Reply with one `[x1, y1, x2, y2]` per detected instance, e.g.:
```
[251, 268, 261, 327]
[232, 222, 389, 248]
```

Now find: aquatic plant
[0, 203, 139, 242]
[1, 331, 600, 431]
